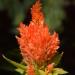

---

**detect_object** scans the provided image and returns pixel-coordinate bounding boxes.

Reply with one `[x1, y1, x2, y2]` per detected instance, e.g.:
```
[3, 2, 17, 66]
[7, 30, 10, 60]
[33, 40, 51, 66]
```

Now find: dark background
[0, 0, 75, 75]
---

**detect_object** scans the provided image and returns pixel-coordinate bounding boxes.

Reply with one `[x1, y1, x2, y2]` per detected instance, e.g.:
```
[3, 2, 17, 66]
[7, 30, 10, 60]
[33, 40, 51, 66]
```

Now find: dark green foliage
[42, 0, 65, 32]
[0, 0, 65, 33]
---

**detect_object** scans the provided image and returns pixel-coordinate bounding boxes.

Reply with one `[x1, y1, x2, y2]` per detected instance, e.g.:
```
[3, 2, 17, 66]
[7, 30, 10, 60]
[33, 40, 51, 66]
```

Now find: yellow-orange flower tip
[45, 63, 54, 74]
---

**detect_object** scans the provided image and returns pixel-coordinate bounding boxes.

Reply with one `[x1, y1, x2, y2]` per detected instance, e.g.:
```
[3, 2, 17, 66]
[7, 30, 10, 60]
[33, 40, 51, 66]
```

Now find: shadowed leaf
[51, 52, 64, 66]
[2, 55, 26, 70]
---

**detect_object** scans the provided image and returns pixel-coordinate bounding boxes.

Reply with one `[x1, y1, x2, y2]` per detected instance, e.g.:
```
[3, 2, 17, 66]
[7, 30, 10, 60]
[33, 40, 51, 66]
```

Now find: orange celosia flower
[16, 0, 59, 67]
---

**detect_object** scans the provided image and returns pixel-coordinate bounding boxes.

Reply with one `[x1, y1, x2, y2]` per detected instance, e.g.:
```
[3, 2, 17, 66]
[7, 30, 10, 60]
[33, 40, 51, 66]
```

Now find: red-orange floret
[27, 65, 35, 75]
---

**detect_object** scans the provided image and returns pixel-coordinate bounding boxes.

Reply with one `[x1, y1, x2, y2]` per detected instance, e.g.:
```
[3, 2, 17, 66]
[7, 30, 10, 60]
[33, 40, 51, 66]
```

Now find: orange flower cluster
[16, 0, 59, 66]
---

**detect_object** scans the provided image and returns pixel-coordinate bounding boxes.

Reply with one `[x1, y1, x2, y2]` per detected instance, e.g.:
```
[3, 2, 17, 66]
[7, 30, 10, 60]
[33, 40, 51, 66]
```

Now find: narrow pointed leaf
[53, 68, 68, 74]
[2, 55, 26, 70]
[15, 68, 25, 74]
[51, 52, 63, 66]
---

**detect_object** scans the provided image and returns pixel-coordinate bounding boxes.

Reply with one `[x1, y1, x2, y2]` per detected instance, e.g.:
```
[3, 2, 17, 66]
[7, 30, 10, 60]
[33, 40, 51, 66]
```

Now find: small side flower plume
[27, 65, 35, 75]
[45, 63, 54, 75]
[16, 0, 59, 66]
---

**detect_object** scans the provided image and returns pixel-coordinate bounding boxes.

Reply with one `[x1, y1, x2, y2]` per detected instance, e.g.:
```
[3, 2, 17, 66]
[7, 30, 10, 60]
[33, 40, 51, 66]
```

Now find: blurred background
[0, 0, 75, 75]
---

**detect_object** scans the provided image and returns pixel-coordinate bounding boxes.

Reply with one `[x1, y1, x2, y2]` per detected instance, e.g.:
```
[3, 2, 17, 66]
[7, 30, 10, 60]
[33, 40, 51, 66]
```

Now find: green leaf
[39, 70, 46, 75]
[51, 52, 64, 66]
[48, 73, 52, 75]
[53, 68, 68, 74]
[15, 68, 25, 74]
[52, 72, 58, 75]
[2, 55, 26, 70]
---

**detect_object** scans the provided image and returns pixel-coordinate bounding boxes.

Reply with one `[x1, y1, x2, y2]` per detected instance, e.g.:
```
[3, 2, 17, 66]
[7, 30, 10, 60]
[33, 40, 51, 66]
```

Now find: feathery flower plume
[16, 0, 60, 74]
